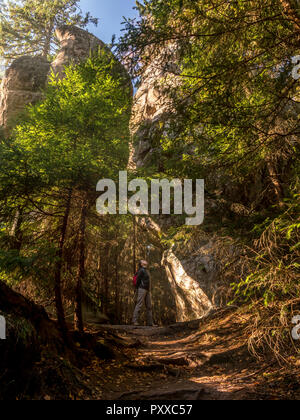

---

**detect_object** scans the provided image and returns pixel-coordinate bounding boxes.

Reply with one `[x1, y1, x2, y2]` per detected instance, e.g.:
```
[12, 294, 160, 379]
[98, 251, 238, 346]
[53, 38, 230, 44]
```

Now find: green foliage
[119, 0, 300, 360]
[0, 51, 132, 291]
[119, 0, 299, 190]
[231, 193, 300, 305]
[227, 192, 300, 361]
[119, 0, 299, 299]
[0, 0, 98, 60]
[13, 51, 131, 190]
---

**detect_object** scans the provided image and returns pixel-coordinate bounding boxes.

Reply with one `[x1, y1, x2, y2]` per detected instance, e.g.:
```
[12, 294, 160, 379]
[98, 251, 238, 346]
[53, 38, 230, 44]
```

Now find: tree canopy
[118, 0, 300, 360]
[0, 0, 299, 400]
[0, 0, 98, 60]
[0, 50, 132, 333]
[121, 1, 299, 181]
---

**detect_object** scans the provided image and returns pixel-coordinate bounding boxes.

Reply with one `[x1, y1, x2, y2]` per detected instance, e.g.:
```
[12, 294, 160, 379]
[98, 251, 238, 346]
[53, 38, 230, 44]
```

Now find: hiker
[132, 260, 155, 327]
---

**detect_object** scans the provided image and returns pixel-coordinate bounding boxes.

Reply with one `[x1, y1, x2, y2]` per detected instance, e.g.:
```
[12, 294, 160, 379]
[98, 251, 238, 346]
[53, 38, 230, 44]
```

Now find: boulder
[0, 26, 131, 137]
[51, 25, 106, 78]
[0, 56, 50, 134]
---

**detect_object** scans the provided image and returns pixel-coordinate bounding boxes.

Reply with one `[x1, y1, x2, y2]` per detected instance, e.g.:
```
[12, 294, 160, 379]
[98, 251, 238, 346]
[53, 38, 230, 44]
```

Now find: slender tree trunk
[133, 216, 137, 274]
[97, 254, 101, 307]
[74, 198, 88, 333]
[103, 245, 109, 315]
[115, 254, 120, 323]
[99, 247, 105, 312]
[10, 208, 23, 251]
[42, 23, 54, 58]
[267, 161, 284, 207]
[54, 189, 72, 342]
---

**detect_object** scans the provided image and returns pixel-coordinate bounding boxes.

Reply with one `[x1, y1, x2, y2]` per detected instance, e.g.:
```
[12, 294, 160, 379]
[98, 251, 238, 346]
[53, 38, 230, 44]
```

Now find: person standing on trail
[132, 260, 155, 327]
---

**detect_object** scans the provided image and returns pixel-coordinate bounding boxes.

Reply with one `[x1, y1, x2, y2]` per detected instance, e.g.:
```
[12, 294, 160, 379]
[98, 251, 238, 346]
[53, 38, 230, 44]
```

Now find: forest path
[81, 309, 292, 400]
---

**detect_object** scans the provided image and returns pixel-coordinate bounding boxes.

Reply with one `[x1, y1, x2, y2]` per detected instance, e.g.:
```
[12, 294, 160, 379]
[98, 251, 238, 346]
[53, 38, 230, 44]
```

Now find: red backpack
[133, 273, 138, 287]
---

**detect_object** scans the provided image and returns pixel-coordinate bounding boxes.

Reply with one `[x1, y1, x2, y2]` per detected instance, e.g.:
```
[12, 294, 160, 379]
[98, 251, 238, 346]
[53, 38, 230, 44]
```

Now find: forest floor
[77, 308, 300, 401]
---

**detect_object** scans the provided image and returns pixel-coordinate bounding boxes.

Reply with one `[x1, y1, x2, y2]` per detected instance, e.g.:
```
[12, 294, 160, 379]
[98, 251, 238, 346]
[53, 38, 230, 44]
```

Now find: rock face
[0, 26, 130, 137]
[130, 47, 238, 320]
[51, 25, 106, 78]
[162, 235, 238, 320]
[129, 47, 216, 320]
[0, 56, 50, 135]
[162, 249, 214, 322]
[130, 46, 181, 169]
[0, 26, 111, 136]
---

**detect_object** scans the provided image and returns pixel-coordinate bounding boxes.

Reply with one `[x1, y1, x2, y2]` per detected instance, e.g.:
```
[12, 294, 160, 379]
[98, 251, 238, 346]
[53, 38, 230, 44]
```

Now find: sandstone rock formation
[162, 249, 214, 322]
[0, 56, 50, 135]
[129, 46, 238, 320]
[129, 46, 181, 169]
[0, 25, 131, 137]
[51, 25, 106, 78]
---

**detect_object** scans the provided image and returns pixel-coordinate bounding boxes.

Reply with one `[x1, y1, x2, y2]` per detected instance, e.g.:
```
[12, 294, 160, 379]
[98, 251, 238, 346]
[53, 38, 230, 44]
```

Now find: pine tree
[0, 51, 132, 336]
[0, 0, 98, 61]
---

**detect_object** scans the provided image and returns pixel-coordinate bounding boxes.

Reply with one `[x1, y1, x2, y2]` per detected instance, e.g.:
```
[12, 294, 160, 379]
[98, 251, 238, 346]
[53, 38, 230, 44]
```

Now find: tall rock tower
[51, 25, 106, 78]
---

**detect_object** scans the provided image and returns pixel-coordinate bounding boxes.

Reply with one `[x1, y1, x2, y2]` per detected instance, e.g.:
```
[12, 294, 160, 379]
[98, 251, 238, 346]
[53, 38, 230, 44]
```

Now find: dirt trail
[80, 309, 300, 400]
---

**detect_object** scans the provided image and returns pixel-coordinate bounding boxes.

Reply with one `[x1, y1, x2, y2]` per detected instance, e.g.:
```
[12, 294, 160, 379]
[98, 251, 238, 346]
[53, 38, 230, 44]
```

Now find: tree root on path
[117, 387, 206, 400]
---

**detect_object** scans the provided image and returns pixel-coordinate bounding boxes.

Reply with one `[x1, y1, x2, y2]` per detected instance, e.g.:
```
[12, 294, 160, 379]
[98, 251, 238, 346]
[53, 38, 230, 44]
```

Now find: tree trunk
[103, 246, 109, 315]
[133, 216, 137, 274]
[97, 254, 102, 307]
[54, 189, 72, 342]
[74, 198, 88, 333]
[100, 243, 110, 315]
[42, 22, 54, 58]
[10, 208, 23, 251]
[267, 161, 284, 207]
[115, 254, 120, 323]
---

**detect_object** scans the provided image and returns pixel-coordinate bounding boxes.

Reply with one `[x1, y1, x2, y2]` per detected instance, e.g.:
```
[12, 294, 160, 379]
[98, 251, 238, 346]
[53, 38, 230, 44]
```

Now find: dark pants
[132, 288, 153, 326]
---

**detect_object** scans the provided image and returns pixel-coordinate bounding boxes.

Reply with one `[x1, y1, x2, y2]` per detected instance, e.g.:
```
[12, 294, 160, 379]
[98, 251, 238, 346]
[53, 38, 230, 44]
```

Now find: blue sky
[80, 0, 139, 44]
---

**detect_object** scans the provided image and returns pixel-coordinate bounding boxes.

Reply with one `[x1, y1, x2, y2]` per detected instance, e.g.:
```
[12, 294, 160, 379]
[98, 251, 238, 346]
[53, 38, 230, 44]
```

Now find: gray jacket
[136, 267, 151, 291]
